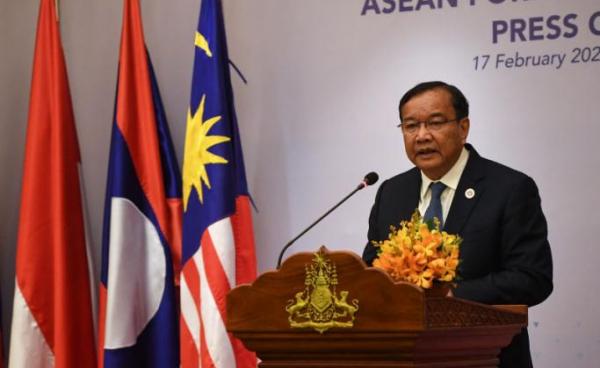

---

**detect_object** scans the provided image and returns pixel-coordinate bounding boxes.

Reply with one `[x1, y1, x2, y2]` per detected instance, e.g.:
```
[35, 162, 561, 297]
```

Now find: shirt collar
[420, 146, 470, 198]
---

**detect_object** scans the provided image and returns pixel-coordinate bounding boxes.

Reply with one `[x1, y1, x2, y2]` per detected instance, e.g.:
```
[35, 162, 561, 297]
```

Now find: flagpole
[54, 0, 59, 21]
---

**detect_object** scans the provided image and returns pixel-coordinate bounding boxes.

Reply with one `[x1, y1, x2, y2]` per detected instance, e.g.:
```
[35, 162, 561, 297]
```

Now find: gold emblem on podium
[285, 249, 359, 333]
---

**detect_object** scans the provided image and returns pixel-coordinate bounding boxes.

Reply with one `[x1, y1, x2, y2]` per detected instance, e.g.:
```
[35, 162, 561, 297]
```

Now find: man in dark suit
[362, 81, 553, 368]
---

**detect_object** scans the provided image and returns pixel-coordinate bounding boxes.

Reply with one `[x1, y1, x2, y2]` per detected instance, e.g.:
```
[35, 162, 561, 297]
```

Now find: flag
[180, 0, 258, 367]
[98, 0, 181, 366]
[8, 0, 96, 367]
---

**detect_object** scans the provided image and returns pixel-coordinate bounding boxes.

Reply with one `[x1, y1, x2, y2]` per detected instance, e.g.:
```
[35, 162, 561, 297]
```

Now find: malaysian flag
[98, 0, 181, 366]
[8, 0, 96, 367]
[180, 0, 257, 367]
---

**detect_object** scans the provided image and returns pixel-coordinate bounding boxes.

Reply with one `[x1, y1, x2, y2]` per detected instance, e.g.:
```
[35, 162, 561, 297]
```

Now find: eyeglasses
[398, 118, 459, 135]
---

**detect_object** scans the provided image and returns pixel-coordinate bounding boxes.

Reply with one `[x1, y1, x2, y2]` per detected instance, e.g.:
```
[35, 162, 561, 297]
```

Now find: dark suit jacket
[362, 144, 553, 368]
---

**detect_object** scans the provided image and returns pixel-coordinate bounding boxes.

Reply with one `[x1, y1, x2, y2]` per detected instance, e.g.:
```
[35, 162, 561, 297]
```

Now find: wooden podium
[226, 247, 527, 368]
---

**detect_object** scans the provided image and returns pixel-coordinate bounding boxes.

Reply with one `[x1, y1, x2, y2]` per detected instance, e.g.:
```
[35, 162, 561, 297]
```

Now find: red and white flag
[8, 1, 96, 367]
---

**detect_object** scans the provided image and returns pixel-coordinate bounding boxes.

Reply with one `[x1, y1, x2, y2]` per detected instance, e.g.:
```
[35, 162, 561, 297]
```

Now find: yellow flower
[415, 270, 433, 288]
[428, 258, 447, 277]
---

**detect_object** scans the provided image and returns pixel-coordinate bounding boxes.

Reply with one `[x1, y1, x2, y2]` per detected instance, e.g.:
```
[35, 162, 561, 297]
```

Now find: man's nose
[415, 122, 432, 141]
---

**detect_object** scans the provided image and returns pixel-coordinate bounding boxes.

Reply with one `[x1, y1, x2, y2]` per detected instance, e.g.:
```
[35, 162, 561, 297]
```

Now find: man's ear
[459, 118, 470, 144]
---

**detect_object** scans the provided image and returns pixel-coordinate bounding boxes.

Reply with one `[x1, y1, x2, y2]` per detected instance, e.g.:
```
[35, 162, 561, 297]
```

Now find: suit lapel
[402, 168, 421, 220]
[444, 145, 486, 234]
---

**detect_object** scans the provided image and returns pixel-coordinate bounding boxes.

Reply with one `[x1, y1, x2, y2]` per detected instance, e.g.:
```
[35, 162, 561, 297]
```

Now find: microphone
[357, 171, 379, 189]
[276, 172, 379, 268]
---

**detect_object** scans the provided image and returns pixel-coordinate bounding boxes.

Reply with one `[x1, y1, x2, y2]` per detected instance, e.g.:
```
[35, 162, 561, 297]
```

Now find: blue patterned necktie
[424, 182, 446, 228]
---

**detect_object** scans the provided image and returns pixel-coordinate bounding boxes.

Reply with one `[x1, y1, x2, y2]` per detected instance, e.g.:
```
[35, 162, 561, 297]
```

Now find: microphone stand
[276, 182, 368, 269]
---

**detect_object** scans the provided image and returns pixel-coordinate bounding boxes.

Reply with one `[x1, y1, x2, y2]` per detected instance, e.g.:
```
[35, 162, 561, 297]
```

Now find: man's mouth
[416, 147, 437, 156]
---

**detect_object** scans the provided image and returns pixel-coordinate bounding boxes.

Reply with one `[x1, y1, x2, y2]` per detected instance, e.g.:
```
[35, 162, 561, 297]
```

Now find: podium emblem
[285, 249, 359, 333]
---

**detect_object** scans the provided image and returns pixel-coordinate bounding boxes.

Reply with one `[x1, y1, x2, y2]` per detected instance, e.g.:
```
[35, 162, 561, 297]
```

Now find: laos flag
[98, 0, 181, 367]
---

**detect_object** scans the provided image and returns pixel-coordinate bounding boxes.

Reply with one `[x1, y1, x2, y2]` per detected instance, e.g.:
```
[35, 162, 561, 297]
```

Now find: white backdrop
[1, 0, 599, 366]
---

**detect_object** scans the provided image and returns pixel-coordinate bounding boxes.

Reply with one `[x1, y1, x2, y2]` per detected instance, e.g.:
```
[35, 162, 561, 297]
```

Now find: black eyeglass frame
[397, 118, 463, 134]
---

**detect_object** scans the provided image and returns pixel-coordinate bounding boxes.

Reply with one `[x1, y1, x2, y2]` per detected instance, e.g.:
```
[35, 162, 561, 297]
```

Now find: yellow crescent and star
[182, 31, 229, 210]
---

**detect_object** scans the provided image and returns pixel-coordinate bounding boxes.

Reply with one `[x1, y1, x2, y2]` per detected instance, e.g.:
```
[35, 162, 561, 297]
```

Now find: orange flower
[373, 210, 462, 289]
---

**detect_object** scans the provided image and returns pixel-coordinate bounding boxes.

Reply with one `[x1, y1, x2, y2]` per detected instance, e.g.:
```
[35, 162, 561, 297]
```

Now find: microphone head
[363, 172, 379, 186]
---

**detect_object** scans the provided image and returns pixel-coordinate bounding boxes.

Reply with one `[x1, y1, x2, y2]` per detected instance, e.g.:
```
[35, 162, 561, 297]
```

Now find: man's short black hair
[398, 81, 469, 121]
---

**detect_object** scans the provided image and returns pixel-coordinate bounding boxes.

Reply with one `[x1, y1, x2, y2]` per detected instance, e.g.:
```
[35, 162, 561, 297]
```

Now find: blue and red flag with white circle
[98, 1, 181, 367]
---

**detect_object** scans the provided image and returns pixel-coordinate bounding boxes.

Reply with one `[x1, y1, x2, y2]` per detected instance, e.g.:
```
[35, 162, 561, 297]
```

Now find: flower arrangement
[372, 211, 461, 289]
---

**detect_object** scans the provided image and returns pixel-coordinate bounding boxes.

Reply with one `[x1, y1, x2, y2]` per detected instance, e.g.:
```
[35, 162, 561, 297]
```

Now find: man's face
[400, 88, 470, 180]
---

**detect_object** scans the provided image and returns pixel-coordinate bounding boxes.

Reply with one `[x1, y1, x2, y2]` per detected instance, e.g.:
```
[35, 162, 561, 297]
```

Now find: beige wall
[1, 0, 40, 345]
